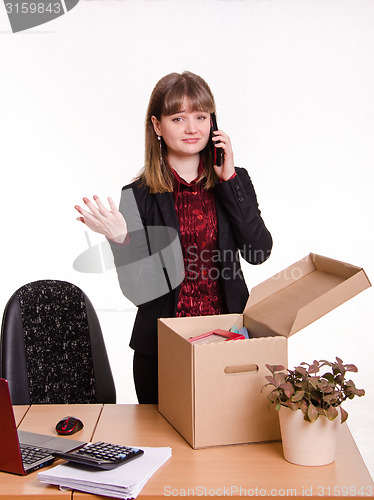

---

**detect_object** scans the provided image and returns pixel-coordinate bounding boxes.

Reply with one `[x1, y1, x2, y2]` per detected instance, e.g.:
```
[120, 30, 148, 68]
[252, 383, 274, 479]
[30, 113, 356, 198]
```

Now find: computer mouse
[55, 416, 84, 435]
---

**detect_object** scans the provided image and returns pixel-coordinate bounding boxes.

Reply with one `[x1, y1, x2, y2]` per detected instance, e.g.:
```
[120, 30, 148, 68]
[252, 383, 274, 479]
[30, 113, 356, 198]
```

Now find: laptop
[0, 378, 86, 475]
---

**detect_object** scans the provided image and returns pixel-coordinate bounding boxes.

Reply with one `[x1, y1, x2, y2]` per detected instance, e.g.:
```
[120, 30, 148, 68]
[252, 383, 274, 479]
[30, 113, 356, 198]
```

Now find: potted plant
[263, 357, 365, 466]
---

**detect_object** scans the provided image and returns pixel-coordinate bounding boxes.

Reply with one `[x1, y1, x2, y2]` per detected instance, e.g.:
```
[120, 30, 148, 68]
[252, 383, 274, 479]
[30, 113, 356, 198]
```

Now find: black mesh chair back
[0, 280, 116, 405]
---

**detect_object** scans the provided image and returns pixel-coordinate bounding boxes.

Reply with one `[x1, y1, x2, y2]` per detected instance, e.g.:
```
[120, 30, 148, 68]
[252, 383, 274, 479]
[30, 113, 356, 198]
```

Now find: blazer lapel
[154, 192, 180, 234]
[154, 192, 183, 305]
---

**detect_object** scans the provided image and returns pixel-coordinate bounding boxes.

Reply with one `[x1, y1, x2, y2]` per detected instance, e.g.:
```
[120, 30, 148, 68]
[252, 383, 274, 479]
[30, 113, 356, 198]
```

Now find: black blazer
[110, 167, 272, 356]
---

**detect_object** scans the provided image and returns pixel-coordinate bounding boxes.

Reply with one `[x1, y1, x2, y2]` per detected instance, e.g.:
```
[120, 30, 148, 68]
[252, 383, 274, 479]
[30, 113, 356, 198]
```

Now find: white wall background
[1, 0, 373, 479]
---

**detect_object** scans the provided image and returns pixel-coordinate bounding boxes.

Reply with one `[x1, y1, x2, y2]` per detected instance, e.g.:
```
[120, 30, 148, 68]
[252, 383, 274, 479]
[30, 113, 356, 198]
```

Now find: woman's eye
[172, 117, 183, 122]
[197, 116, 207, 120]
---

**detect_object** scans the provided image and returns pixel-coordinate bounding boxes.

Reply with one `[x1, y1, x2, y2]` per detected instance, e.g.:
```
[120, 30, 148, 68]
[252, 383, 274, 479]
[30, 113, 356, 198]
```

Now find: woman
[75, 71, 272, 403]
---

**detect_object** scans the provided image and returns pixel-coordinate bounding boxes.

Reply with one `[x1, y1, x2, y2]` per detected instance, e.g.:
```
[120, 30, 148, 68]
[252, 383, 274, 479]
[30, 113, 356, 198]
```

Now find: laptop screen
[0, 378, 25, 475]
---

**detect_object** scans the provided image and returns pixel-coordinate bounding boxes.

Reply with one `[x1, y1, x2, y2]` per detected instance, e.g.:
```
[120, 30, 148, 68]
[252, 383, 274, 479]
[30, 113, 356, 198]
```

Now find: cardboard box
[158, 253, 371, 449]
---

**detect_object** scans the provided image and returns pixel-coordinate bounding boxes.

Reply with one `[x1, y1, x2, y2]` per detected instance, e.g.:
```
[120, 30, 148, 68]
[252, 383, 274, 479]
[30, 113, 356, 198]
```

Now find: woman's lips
[182, 138, 200, 144]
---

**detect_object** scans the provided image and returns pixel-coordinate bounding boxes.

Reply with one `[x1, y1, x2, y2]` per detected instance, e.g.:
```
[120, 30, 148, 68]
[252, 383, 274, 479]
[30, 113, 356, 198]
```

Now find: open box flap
[244, 254, 316, 312]
[290, 266, 371, 336]
[243, 253, 371, 338]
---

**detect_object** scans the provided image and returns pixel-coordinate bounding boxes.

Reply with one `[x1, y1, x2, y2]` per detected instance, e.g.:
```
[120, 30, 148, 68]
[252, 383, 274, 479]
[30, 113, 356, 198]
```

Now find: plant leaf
[279, 382, 294, 398]
[340, 407, 348, 423]
[322, 372, 334, 383]
[291, 390, 305, 402]
[309, 377, 320, 389]
[326, 405, 339, 421]
[284, 401, 300, 411]
[308, 361, 320, 374]
[265, 364, 285, 374]
[265, 375, 277, 386]
[344, 364, 358, 373]
[307, 403, 319, 423]
[299, 400, 308, 414]
[274, 373, 287, 386]
[273, 365, 286, 373]
[295, 366, 307, 377]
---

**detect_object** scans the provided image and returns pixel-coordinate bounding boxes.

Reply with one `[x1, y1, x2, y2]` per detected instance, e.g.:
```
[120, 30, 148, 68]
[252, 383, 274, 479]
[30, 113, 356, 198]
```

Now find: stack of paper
[38, 447, 172, 499]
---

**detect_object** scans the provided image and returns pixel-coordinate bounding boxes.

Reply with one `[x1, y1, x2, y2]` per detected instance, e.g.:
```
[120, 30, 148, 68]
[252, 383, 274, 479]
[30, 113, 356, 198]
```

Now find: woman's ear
[151, 116, 162, 136]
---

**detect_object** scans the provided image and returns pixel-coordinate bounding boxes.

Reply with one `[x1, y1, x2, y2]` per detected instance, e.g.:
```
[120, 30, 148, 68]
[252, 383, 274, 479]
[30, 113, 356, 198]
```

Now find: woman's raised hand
[75, 196, 128, 244]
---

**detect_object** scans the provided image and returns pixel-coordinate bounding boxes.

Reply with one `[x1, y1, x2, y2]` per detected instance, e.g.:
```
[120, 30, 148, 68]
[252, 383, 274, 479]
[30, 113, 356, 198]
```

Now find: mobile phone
[210, 113, 223, 167]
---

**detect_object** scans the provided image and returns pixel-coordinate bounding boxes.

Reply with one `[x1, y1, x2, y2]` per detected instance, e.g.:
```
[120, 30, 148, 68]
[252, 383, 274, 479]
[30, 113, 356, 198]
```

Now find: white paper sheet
[38, 447, 172, 499]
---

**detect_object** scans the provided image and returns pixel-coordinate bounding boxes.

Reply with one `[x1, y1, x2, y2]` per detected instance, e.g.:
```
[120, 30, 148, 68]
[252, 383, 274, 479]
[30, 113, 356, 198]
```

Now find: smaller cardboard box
[158, 253, 371, 449]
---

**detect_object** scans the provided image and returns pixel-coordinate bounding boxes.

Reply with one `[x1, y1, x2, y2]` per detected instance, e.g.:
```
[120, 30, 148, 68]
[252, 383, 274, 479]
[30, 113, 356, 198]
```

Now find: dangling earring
[158, 136, 163, 167]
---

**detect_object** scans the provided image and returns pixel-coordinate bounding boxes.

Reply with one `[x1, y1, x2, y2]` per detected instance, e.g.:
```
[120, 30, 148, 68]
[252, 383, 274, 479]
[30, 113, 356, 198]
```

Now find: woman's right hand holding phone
[75, 196, 128, 244]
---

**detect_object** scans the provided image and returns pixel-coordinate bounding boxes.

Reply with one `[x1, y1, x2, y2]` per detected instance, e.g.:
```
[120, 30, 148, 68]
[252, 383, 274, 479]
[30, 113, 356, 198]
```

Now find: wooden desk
[77, 405, 374, 500]
[1, 404, 373, 499]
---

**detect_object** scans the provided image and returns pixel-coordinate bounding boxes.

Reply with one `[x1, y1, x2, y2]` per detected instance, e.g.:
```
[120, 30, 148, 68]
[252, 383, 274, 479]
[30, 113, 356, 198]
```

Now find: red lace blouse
[173, 168, 225, 317]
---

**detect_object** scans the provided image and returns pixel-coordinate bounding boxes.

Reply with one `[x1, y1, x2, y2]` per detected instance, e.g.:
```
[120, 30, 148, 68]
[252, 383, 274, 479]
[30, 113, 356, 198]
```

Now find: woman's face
[152, 97, 211, 161]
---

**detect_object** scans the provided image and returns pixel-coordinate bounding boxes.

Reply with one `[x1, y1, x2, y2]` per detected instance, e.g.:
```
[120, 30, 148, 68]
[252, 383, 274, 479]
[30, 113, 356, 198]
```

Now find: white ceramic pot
[278, 406, 340, 466]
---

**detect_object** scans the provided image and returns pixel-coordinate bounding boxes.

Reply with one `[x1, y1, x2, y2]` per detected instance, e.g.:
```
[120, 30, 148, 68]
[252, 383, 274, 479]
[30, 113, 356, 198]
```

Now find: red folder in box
[188, 329, 245, 343]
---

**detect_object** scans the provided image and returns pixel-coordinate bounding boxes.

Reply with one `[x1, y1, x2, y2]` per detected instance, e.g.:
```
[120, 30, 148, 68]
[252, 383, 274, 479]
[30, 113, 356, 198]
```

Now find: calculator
[53, 441, 144, 470]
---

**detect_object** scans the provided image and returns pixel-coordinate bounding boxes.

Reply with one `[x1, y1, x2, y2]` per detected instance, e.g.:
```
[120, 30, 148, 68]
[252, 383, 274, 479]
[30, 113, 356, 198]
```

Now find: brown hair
[136, 71, 218, 193]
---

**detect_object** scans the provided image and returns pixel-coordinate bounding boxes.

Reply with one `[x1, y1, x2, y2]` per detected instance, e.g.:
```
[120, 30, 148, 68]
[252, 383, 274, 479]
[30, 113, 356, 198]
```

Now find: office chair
[0, 280, 116, 405]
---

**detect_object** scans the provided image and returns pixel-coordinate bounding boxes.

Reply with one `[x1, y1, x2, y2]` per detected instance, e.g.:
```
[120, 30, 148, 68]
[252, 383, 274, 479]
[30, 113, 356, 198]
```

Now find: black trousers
[133, 351, 158, 404]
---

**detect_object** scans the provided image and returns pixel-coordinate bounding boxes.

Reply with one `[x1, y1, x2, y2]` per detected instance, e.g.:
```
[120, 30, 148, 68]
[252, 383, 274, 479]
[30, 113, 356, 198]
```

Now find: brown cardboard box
[158, 253, 371, 449]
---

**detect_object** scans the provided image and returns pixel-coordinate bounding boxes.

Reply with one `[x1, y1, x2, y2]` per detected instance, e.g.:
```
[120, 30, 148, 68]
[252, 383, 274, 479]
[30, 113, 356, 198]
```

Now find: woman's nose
[185, 119, 197, 133]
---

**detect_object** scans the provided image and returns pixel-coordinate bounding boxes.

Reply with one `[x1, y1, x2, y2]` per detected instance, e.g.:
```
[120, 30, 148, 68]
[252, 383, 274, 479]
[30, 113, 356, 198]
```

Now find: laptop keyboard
[20, 445, 53, 465]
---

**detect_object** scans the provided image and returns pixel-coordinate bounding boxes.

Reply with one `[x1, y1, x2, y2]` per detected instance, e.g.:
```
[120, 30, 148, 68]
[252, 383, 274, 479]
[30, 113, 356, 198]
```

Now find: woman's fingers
[212, 130, 235, 179]
[75, 196, 128, 241]
[75, 204, 91, 219]
[108, 196, 118, 212]
[93, 195, 111, 216]
[83, 195, 116, 217]
[212, 130, 232, 151]
[74, 204, 99, 229]
[82, 196, 102, 217]
[76, 197, 107, 222]
[75, 204, 95, 219]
